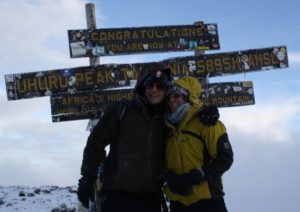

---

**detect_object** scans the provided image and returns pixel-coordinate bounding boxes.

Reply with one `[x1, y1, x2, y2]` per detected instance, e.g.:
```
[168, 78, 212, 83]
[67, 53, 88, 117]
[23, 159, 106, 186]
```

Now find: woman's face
[168, 94, 185, 112]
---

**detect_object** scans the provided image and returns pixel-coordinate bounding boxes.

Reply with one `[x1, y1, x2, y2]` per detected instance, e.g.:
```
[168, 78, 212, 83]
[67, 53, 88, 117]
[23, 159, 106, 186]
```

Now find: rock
[42, 189, 51, 194]
[27, 192, 35, 197]
[59, 202, 68, 209]
[51, 203, 70, 212]
[69, 207, 76, 212]
[50, 186, 59, 192]
[18, 191, 26, 197]
[68, 188, 77, 193]
[34, 188, 41, 194]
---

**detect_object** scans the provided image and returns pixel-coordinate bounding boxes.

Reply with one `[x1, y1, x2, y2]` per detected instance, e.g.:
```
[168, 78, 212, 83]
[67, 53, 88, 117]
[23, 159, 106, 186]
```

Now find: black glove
[77, 176, 95, 208]
[189, 169, 205, 184]
[198, 105, 220, 126]
[166, 171, 193, 196]
[166, 169, 205, 196]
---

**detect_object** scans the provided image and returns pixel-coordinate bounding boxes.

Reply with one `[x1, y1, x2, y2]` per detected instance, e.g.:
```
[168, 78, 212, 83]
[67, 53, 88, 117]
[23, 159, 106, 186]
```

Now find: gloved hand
[189, 169, 205, 185]
[166, 169, 205, 196]
[77, 176, 95, 208]
[198, 105, 220, 126]
[166, 171, 193, 196]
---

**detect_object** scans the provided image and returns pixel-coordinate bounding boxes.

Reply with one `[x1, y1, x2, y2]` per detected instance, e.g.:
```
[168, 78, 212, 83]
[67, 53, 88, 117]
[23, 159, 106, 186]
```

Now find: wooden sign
[68, 23, 220, 57]
[200, 81, 255, 107]
[5, 46, 287, 101]
[51, 81, 254, 122]
[51, 89, 133, 122]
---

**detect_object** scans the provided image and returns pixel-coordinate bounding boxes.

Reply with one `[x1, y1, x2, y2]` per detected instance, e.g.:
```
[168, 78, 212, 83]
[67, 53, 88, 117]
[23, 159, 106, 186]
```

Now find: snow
[0, 185, 79, 212]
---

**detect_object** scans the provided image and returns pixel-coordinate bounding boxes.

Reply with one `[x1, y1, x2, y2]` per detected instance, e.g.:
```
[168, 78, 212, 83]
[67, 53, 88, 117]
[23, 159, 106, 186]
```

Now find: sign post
[85, 3, 100, 66]
[2, 4, 290, 211]
[4, 3, 289, 123]
[84, 3, 101, 130]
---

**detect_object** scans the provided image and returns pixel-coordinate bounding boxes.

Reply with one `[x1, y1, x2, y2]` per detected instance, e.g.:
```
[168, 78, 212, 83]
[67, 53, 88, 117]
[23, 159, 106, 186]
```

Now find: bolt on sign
[51, 81, 254, 122]
[68, 24, 220, 57]
[5, 46, 288, 101]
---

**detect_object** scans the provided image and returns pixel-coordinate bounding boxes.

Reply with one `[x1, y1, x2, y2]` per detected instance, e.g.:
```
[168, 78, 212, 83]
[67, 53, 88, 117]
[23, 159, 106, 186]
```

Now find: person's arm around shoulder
[198, 105, 220, 126]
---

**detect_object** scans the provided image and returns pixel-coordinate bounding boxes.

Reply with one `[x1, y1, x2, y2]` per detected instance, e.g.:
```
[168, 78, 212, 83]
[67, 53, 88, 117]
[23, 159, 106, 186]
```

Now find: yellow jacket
[164, 76, 233, 206]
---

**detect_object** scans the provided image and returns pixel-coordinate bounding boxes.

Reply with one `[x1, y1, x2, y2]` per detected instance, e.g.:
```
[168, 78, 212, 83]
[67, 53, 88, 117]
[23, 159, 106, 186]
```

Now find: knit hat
[134, 63, 173, 96]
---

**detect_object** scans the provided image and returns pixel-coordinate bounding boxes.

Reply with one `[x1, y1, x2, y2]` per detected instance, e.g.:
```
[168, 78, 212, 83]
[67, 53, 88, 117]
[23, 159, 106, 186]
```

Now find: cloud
[288, 52, 300, 64]
[224, 135, 300, 212]
[0, 90, 90, 186]
[0, 0, 154, 89]
[220, 96, 300, 211]
[221, 95, 300, 143]
[0, 0, 91, 73]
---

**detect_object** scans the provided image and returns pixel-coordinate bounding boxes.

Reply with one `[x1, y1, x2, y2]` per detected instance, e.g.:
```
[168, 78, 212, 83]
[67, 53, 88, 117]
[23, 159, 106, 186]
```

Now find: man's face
[144, 81, 166, 105]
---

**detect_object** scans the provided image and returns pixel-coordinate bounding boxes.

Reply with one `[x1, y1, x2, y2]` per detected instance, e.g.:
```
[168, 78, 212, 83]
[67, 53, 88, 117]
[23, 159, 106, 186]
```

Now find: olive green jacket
[164, 76, 233, 205]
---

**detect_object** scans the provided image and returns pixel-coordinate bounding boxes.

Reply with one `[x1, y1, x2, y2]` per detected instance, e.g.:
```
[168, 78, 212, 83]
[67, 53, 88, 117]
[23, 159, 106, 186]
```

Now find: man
[77, 63, 220, 212]
[78, 63, 173, 212]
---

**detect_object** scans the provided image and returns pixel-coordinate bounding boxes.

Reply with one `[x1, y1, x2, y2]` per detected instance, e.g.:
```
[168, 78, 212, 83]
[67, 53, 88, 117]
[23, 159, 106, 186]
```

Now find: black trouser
[170, 198, 228, 212]
[101, 191, 162, 212]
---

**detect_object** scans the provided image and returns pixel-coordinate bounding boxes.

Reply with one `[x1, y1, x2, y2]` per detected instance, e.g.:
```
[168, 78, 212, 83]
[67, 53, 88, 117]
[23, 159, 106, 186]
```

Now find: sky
[0, 0, 300, 211]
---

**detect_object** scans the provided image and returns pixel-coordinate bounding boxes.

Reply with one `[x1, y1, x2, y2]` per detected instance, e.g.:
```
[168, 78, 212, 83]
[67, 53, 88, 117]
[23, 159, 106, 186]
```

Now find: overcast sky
[1, 0, 300, 211]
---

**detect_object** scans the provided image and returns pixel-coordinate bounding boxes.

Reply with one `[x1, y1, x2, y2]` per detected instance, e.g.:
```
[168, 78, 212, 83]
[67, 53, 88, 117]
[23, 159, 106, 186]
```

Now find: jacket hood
[134, 62, 173, 97]
[174, 76, 203, 108]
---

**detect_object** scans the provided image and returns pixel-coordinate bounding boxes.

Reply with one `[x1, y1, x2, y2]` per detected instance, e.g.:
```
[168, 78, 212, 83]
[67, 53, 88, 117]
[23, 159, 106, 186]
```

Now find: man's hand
[198, 105, 220, 126]
[77, 176, 95, 208]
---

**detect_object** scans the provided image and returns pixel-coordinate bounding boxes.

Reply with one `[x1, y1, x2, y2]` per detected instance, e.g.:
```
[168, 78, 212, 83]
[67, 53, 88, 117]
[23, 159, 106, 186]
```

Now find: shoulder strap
[117, 100, 129, 124]
[180, 129, 212, 163]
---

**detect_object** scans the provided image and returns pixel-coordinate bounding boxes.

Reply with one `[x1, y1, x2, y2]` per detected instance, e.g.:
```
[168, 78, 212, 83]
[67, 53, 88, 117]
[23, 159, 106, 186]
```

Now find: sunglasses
[144, 81, 167, 91]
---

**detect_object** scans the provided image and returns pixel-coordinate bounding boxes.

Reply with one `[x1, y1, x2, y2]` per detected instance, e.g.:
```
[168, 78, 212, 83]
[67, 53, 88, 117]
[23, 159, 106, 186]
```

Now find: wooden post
[84, 5, 103, 211]
[85, 3, 100, 131]
[85, 6, 103, 210]
[85, 3, 100, 66]
[85, 3, 101, 130]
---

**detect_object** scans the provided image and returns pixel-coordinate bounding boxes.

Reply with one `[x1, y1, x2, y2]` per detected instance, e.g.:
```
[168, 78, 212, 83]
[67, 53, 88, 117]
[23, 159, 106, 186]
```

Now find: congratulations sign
[68, 24, 220, 57]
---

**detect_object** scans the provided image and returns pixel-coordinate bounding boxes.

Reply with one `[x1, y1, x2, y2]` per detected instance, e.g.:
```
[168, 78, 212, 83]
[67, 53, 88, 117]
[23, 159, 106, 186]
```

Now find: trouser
[100, 190, 163, 212]
[170, 198, 228, 212]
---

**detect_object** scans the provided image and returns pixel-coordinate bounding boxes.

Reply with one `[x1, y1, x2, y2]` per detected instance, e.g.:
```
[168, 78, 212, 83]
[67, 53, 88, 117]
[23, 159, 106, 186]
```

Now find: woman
[164, 76, 234, 212]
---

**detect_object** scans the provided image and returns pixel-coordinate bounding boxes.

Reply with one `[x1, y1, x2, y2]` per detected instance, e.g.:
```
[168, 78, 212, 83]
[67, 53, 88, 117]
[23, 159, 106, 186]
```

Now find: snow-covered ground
[0, 185, 79, 212]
